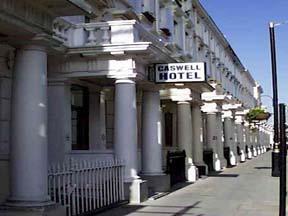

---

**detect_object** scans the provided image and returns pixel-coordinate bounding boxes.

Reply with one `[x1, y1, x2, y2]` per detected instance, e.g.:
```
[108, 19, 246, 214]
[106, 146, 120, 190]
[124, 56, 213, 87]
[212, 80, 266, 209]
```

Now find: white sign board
[155, 62, 206, 83]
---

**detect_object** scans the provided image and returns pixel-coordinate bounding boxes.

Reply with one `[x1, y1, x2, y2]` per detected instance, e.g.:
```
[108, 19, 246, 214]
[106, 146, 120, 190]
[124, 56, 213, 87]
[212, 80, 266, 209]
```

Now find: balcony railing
[53, 19, 171, 49]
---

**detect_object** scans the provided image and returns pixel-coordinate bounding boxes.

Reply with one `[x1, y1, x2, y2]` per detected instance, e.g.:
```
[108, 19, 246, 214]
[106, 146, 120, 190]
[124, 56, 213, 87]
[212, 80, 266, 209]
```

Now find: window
[128, 0, 142, 13]
[142, 0, 156, 16]
[71, 85, 89, 150]
[159, 4, 173, 38]
[165, 112, 173, 147]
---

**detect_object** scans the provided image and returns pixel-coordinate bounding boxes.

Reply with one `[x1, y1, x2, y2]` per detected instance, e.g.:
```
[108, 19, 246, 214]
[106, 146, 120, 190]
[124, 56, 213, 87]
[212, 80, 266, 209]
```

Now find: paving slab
[97, 152, 286, 216]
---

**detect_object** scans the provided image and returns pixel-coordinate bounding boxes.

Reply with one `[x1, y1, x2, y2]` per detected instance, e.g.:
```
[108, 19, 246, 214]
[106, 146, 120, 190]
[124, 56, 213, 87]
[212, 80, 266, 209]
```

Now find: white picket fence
[48, 159, 125, 216]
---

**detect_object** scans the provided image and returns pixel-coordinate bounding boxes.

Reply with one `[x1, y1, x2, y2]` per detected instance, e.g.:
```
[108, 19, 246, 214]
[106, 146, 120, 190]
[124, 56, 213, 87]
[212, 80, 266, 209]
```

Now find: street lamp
[269, 21, 288, 216]
[269, 21, 280, 177]
[279, 103, 286, 216]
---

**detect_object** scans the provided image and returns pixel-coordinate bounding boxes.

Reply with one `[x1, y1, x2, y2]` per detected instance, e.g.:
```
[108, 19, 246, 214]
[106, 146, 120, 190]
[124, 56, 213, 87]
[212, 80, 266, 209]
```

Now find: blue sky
[200, 0, 288, 111]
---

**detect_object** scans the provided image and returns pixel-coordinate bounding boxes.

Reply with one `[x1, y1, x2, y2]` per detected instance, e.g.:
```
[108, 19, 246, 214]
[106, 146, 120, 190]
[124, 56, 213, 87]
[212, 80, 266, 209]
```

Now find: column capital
[235, 115, 244, 124]
[138, 82, 161, 92]
[201, 102, 222, 114]
[222, 103, 242, 111]
[160, 88, 192, 102]
[48, 78, 69, 86]
[243, 120, 251, 127]
[191, 99, 204, 107]
[177, 101, 191, 105]
[18, 44, 47, 52]
[115, 78, 135, 84]
[222, 110, 234, 119]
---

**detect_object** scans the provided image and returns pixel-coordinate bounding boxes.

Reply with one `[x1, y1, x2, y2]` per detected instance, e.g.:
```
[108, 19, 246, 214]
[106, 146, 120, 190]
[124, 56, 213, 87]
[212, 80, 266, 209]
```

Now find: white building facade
[0, 0, 272, 215]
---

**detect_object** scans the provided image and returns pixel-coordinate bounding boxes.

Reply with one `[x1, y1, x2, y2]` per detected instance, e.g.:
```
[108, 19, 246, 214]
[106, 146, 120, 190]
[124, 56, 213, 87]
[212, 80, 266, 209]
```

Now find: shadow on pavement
[254, 166, 272, 169]
[96, 201, 203, 216]
[170, 182, 194, 192]
[96, 204, 143, 216]
[172, 201, 201, 215]
[207, 173, 239, 177]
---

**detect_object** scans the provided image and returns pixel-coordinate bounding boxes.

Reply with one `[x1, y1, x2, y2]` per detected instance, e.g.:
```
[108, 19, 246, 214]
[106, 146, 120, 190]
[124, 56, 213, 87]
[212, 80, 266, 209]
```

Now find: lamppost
[269, 21, 287, 216]
[279, 103, 286, 216]
[269, 21, 280, 177]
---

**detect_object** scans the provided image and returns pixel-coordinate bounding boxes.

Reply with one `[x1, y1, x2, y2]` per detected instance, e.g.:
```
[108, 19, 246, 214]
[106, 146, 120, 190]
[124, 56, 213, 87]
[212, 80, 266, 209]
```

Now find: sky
[200, 0, 288, 112]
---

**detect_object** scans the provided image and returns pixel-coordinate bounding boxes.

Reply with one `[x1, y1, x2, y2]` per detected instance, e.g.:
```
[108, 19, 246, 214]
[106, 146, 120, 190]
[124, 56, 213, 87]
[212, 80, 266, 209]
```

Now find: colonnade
[7, 46, 271, 207]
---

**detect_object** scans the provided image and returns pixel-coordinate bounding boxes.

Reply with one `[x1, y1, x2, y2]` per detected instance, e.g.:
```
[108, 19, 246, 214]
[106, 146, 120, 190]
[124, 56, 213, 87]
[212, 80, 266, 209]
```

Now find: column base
[124, 179, 148, 204]
[247, 150, 253, 159]
[0, 203, 65, 216]
[229, 151, 237, 166]
[213, 158, 221, 171]
[186, 164, 198, 182]
[141, 174, 170, 195]
[194, 162, 208, 176]
[257, 147, 261, 155]
[219, 157, 227, 169]
[213, 152, 224, 171]
[203, 150, 224, 172]
[253, 148, 258, 157]
[240, 150, 246, 162]
[224, 147, 238, 166]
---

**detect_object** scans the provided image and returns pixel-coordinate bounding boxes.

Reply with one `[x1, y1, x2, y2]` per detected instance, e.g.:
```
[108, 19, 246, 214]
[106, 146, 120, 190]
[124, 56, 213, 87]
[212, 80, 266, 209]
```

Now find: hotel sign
[155, 62, 206, 83]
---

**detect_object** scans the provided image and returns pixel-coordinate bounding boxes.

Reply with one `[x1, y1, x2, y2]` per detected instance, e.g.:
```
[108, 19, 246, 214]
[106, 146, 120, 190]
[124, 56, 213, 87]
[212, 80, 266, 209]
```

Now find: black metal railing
[166, 150, 186, 186]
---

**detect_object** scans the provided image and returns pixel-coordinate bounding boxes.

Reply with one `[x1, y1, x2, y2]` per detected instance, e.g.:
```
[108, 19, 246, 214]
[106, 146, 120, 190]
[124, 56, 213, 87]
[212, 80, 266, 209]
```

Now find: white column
[255, 128, 262, 155]
[191, 104, 207, 171]
[260, 130, 263, 154]
[206, 112, 221, 171]
[264, 131, 268, 152]
[9, 45, 49, 204]
[235, 116, 245, 162]
[263, 131, 266, 152]
[216, 112, 226, 168]
[177, 101, 197, 182]
[100, 91, 107, 148]
[114, 79, 139, 181]
[223, 114, 237, 166]
[89, 91, 106, 150]
[141, 90, 163, 175]
[259, 130, 263, 154]
[252, 130, 258, 157]
[245, 123, 252, 159]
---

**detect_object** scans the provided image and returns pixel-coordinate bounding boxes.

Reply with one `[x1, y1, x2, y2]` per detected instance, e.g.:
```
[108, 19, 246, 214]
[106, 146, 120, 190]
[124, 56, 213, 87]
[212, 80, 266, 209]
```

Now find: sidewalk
[97, 152, 285, 216]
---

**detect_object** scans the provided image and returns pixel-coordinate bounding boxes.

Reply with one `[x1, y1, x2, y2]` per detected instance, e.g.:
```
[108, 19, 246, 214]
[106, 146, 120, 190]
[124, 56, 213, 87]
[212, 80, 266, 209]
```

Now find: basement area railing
[48, 159, 125, 216]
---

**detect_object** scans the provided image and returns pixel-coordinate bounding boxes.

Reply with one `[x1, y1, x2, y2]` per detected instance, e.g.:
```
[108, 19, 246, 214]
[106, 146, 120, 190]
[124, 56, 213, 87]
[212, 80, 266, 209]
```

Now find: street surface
[98, 152, 285, 216]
